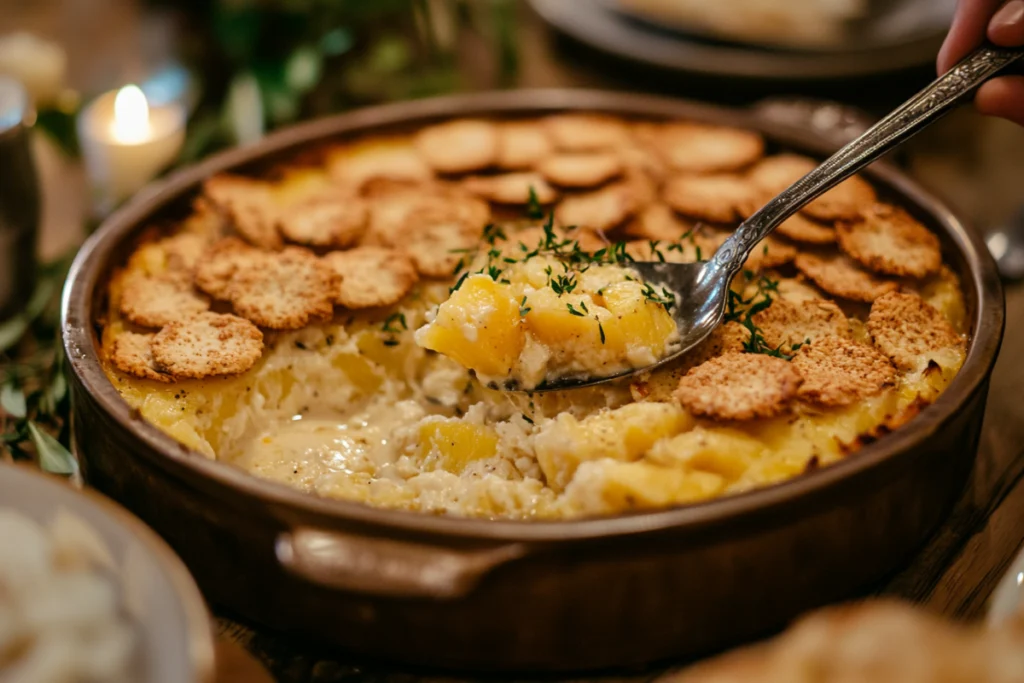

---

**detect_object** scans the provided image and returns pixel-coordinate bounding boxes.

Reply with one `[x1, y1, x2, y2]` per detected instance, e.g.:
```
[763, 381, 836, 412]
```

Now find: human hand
[938, 0, 1024, 125]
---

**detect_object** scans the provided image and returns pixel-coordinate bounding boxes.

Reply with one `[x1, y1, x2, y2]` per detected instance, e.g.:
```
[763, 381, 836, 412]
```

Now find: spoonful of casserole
[417, 44, 1022, 392]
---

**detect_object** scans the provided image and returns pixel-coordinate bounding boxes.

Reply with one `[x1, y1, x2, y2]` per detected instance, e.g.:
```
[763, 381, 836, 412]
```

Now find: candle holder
[76, 85, 186, 217]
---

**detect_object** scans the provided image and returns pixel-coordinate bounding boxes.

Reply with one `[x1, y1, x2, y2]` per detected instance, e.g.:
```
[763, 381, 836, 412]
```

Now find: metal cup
[0, 76, 40, 320]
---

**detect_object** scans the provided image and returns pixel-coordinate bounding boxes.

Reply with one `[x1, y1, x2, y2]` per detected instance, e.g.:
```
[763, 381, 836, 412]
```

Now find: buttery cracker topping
[658, 122, 765, 174]
[623, 203, 698, 242]
[555, 182, 640, 232]
[462, 172, 559, 205]
[404, 208, 482, 278]
[159, 232, 210, 274]
[774, 213, 837, 244]
[867, 291, 964, 371]
[663, 173, 760, 224]
[536, 152, 623, 188]
[542, 113, 631, 151]
[496, 121, 553, 169]
[752, 298, 850, 355]
[150, 312, 264, 379]
[327, 142, 432, 189]
[194, 237, 258, 299]
[837, 203, 942, 278]
[674, 352, 802, 421]
[110, 332, 172, 382]
[700, 229, 797, 271]
[748, 153, 877, 221]
[323, 247, 418, 309]
[792, 335, 896, 406]
[414, 119, 499, 174]
[225, 247, 339, 329]
[278, 196, 368, 249]
[794, 252, 899, 302]
[119, 272, 211, 329]
[202, 174, 283, 249]
[773, 277, 824, 304]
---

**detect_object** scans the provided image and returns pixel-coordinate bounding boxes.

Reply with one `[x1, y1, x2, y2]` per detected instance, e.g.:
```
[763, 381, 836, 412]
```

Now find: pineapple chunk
[567, 460, 725, 514]
[645, 427, 765, 482]
[415, 274, 525, 380]
[418, 420, 499, 474]
[534, 402, 692, 490]
[523, 287, 610, 351]
[597, 280, 678, 364]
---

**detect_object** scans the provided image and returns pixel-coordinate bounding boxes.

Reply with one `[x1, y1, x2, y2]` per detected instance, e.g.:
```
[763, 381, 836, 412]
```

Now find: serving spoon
[520, 44, 1023, 393]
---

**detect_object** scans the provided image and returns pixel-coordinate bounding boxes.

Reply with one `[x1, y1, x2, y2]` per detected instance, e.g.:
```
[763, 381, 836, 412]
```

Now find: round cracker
[555, 182, 641, 232]
[225, 247, 339, 329]
[110, 332, 172, 383]
[202, 174, 283, 249]
[323, 247, 419, 309]
[794, 252, 899, 302]
[279, 196, 367, 249]
[536, 152, 623, 188]
[327, 142, 433, 190]
[674, 352, 802, 421]
[663, 173, 759, 224]
[867, 291, 963, 371]
[542, 114, 631, 151]
[414, 119, 499, 174]
[774, 277, 825, 304]
[701, 229, 796, 271]
[748, 154, 877, 221]
[774, 213, 837, 244]
[496, 121, 553, 169]
[658, 122, 765, 174]
[193, 237, 259, 299]
[151, 312, 263, 379]
[462, 172, 559, 205]
[837, 204, 942, 278]
[792, 335, 896, 407]
[119, 272, 211, 329]
[623, 203, 698, 242]
[752, 298, 850, 355]
[365, 187, 490, 247]
[158, 232, 210, 275]
[404, 208, 481, 279]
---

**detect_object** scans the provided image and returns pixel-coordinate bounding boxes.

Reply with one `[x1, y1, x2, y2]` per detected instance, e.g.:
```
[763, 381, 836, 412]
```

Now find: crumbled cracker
[623, 203, 698, 242]
[658, 122, 765, 173]
[225, 247, 339, 329]
[792, 335, 896, 406]
[404, 207, 482, 278]
[414, 119, 499, 174]
[663, 173, 759, 224]
[555, 182, 640, 232]
[752, 298, 850, 355]
[748, 154, 877, 221]
[110, 332, 173, 382]
[119, 272, 211, 329]
[323, 246, 418, 309]
[774, 213, 837, 244]
[674, 352, 802, 420]
[463, 172, 559, 205]
[794, 251, 899, 302]
[867, 291, 964, 371]
[837, 203, 942, 278]
[151, 312, 263, 379]
[327, 141, 433, 189]
[194, 237, 257, 299]
[542, 114, 631, 151]
[202, 174, 283, 249]
[496, 121, 553, 169]
[278, 196, 368, 249]
[537, 152, 623, 188]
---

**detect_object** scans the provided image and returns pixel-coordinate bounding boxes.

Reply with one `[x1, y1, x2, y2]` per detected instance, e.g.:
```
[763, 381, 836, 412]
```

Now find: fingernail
[989, 0, 1024, 45]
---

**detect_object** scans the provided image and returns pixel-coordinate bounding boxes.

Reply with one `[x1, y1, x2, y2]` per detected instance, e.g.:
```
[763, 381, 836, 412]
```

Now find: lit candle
[77, 84, 185, 215]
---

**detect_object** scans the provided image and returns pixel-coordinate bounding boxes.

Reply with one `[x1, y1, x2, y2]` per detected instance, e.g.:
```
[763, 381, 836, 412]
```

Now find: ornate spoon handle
[712, 44, 1024, 278]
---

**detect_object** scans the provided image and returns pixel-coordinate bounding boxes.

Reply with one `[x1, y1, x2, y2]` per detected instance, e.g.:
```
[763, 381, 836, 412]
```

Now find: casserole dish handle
[275, 527, 525, 599]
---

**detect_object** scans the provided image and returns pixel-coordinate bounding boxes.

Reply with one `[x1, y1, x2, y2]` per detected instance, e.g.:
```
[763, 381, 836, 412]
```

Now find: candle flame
[112, 84, 150, 143]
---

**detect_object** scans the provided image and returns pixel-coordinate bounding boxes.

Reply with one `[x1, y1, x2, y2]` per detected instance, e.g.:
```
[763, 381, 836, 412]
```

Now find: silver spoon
[987, 204, 1024, 280]
[524, 44, 1023, 393]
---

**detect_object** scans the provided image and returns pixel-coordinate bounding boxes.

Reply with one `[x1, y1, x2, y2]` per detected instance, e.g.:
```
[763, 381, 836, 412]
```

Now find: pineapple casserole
[98, 113, 968, 519]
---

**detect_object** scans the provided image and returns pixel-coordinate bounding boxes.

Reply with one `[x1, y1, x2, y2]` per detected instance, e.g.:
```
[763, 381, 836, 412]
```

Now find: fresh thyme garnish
[382, 312, 408, 333]
[723, 272, 795, 358]
[519, 296, 531, 317]
[522, 413, 535, 425]
[641, 282, 677, 312]
[566, 303, 585, 317]
[598, 320, 606, 344]
[526, 186, 544, 220]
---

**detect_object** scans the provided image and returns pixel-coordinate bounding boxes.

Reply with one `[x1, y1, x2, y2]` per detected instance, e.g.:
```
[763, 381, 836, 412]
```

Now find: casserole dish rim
[61, 88, 1005, 543]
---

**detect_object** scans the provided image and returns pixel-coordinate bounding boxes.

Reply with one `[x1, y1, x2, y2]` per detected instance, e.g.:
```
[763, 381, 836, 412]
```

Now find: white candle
[77, 84, 185, 214]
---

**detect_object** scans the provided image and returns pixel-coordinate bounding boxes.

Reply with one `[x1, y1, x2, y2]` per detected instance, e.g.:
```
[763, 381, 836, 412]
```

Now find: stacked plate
[530, 0, 956, 81]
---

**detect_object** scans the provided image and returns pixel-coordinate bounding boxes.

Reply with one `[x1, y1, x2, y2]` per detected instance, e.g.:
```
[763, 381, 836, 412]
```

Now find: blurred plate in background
[530, 0, 955, 81]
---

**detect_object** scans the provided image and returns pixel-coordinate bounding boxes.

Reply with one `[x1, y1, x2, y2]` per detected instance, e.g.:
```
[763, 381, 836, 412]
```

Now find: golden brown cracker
[537, 152, 623, 188]
[496, 121, 553, 169]
[327, 141, 433, 189]
[658, 122, 765, 174]
[663, 173, 759, 224]
[752, 298, 850, 355]
[792, 335, 896, 406]
[225, 247, 339, 329]
[837, 204, 942, 278]
[278, 196, 368, 249]
[202, 174, 283, 249]
[794, 251, 899, 302]
[867, 291, 964, 371]
[542, 113, 631, 151]
[323, 246, 419, 309]
[774, 213, 837, 244]
[110, 332, 173, 383]
[414, 119, 499, 174]
[119, 272, 211, 329]
[674, 352, 802, 421]
[623, 203, 698, 242]
[463, 172, 559, 205]
[150, 312, 263, 379]
[555, 182, 640, 232]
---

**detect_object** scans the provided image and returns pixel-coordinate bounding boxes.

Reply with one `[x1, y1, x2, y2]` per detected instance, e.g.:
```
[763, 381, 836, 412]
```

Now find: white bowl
[0, 463, 215, 683]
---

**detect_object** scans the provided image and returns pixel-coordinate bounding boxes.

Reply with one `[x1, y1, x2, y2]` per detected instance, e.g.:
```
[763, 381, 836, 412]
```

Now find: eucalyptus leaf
[285, 45, 323, 93]
[27, 421, 78, 478]
[0, 382, 26, 418]
[0, 317, 28, 353]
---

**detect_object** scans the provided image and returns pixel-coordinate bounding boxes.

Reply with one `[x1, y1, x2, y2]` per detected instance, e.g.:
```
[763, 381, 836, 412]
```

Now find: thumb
[988, 0, 1024, 45]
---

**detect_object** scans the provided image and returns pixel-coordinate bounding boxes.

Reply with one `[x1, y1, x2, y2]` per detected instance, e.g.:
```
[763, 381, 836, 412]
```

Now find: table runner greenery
[0, 0, 519, 475]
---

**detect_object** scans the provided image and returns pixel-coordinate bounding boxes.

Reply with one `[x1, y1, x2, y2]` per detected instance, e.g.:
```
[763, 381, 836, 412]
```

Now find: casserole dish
[62, 90, 1004, 671]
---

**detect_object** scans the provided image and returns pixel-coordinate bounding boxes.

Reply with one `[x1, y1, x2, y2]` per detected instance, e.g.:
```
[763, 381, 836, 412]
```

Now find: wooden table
[6, 2, 1024, 681]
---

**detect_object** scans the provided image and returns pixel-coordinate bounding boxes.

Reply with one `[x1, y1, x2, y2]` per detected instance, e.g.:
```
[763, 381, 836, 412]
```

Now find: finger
[976, 76, 1024, 125]
[938, 0, 1005, 73]
[988, 0, 1024, 45]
